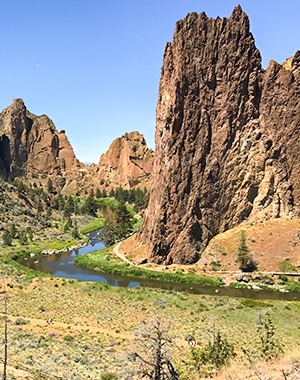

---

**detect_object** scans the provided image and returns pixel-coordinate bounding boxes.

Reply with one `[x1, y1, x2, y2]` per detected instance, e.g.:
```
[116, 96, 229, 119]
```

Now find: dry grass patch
[0, 274, 299, 379]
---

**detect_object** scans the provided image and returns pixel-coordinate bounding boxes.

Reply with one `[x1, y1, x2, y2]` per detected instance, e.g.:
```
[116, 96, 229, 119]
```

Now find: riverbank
[112, 234, 300, 293]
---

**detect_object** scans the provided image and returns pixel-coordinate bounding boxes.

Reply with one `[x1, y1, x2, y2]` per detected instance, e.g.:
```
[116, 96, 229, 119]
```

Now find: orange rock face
[94, 131, 154, 190]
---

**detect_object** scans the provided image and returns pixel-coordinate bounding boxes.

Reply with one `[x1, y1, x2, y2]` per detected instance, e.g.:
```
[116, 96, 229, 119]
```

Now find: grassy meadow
[0, 270, 300, 379]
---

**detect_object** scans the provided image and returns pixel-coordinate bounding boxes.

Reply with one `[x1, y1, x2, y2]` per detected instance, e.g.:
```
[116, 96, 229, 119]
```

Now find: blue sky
[0, 1, 299, 163]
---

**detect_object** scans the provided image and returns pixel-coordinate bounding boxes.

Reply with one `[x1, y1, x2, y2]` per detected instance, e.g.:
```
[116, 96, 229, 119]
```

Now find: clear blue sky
[0, 1, 299, 163]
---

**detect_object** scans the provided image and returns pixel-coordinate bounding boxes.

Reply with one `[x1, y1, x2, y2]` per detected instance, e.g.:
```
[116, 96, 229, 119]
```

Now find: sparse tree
[236, 230, 257, 272]
[64, 195, 75, 218]
[57, 193, 65, 211]
[2, 230, 12, 247]
[180, 325, 235, 378]
[10, 224, 17, 239]
[26, 227, 33, 242]
[100, 216, 118, 247]
[18, 230, 28, 245]
[36, 198, 43, 215]
[115, 202, 132, 239]
[131, 318, 179, 380]
[72, 220, 80, 239]
[256, 311, 283, 360]
[100, 202, 132, 246]
[64, 217, 73, 233]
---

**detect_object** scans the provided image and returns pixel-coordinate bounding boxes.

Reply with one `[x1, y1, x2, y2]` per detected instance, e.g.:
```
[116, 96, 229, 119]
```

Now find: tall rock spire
[137, 7, 300, 264]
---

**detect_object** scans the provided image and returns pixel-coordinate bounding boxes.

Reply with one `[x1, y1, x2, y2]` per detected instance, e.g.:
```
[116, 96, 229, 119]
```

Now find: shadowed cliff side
[137, 6, 300, 264]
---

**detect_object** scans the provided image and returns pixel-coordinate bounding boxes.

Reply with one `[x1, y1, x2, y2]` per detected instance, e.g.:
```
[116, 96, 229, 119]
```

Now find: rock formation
[138, 6, 300, 264]
[0, 98, 82, 187]
[93, 131, 154, 190]
[0, 99, 154, 193]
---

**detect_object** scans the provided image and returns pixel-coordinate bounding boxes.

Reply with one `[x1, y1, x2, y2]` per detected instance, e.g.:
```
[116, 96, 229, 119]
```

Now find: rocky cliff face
[0, 99, 154, 194]
[138, 6, 300, 264]
[0, 98, 82, 187]
[93, 131, 154, 190]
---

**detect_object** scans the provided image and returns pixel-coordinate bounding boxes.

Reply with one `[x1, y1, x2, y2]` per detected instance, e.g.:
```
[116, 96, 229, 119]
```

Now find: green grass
[96, 198, 119, 208]
[3, 275, 300, 379]
[80, 218, 105, 234]
[74, 247, 222, 287]
[284, 280, 300, 292]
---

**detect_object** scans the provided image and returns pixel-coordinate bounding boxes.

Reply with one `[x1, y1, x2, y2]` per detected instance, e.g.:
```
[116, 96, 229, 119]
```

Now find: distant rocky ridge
[0, 99, 153, 193]
[93, 131, 154, 190]
[138, 6, 300, 264]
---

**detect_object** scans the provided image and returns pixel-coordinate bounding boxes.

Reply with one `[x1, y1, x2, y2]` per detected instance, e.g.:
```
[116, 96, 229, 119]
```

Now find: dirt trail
[8, 314, 132, 340]
[113, 242, 133, 265]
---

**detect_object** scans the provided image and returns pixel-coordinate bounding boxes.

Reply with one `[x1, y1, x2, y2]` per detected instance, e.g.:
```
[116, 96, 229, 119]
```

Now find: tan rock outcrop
[137, 6, 300, 264]
[93, 131, 154, 190]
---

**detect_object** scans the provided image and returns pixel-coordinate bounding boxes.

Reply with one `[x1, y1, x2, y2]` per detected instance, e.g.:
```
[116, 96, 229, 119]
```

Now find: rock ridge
[137, 6, 300, 264]
[0, 99, 81, 183]
[0, 99, 154, 193]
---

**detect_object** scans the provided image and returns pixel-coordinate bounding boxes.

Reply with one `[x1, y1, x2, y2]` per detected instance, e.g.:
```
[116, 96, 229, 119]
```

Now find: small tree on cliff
[236, 230, 257, 272]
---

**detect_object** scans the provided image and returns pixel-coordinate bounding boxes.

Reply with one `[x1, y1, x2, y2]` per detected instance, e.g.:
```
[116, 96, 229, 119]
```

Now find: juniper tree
[236, 230, 257, 272]
[256, 311, 283, 360]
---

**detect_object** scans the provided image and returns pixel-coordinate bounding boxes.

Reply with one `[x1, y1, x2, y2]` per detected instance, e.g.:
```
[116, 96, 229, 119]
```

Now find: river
[17, 229, 300, 301]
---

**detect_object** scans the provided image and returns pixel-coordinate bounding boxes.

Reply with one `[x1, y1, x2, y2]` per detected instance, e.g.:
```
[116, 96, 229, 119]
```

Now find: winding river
[17, 228, 300, 301]
[14, 204, 300, 300]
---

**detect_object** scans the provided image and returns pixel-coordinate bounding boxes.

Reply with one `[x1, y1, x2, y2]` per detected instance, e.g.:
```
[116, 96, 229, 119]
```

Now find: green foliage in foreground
[256, 311, 283, 361]
[74, 248, 222, 286]
[180, 327, 236, 378]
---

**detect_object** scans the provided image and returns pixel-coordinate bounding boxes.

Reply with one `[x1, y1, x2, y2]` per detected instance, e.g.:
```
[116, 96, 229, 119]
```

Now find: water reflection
[17, 225, 300, 300]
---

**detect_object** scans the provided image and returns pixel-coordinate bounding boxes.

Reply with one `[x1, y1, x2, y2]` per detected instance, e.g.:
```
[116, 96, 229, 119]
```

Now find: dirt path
[113, 242, 133, 265]
[8, 314, 132, 341]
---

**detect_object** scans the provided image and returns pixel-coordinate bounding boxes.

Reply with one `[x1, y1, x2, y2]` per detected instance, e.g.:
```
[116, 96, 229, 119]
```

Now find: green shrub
[278, 274, 288, 282]
[15, 317, 28, 325]
[240, 299, 269, 308]
[180, 326, 235, 378]
[64, 335, 74, 342]
[279, 260, 298, 273]
[256, 311, 283, 360]
[100, 372, 119, 380]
